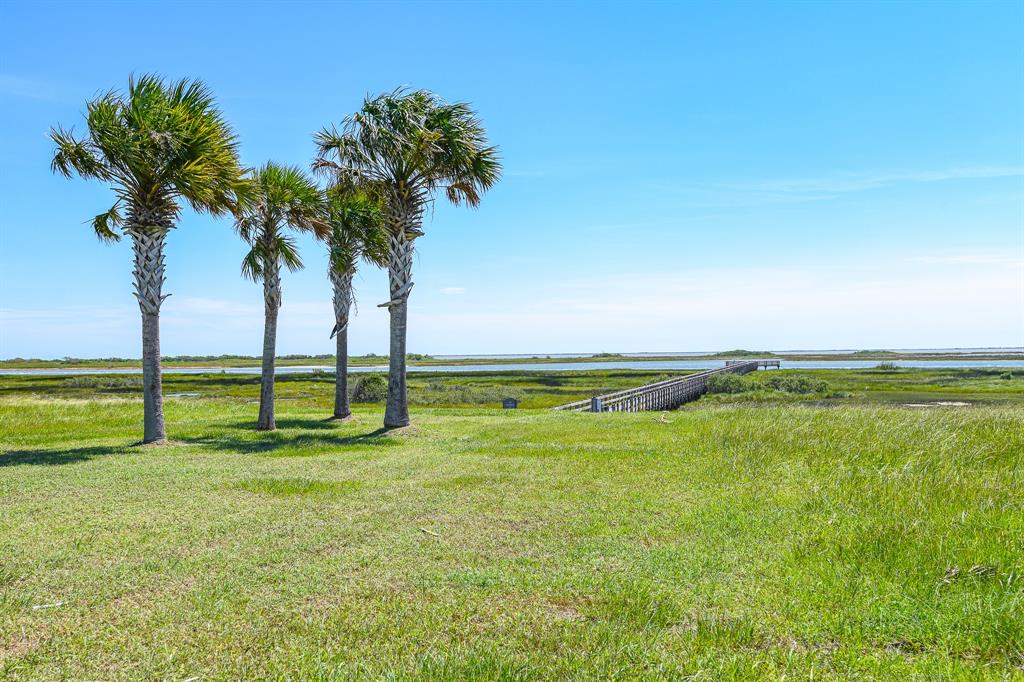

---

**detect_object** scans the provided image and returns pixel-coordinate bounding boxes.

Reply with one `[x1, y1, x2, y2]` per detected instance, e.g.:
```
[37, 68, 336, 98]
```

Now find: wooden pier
[726, 359, 780, 369]
[553, 360, 778, 413]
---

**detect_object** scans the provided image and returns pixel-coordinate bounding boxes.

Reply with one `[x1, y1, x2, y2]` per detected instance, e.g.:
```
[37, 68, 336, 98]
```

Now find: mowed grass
[0, 395, 1022, 679]
[3, 366, 1023, 409]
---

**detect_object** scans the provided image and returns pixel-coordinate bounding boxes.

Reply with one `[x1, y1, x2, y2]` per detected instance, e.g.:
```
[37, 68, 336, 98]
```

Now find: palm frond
[50, 73, 248, 233]
[233, 211, 263, 245]
[276, 233, 304, 273]
[91, 202, 123, 242]
[325, 181, 388, 273]
[50, 127, 110, 180]
[240, 243, 265, 282]
[312, 89, 501, 236]
[233, 162, 324, 279]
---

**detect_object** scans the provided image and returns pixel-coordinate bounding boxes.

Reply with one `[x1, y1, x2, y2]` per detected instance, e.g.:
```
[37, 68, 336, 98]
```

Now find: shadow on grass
[224, 418, 339, 431]
[179, 427, 399, 455]
[0, 445, 125, 467]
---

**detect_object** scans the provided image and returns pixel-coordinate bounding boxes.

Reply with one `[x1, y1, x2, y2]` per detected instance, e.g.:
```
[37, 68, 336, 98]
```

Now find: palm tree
[324, 182, 387, 420]
[235, 163, 326, 430]
[50, 75, 247, 444]
[314, 89, 501, 427]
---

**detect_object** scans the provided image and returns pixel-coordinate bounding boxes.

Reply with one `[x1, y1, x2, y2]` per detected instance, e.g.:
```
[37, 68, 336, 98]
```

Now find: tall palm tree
[50, 75, 248, 444]
[235, 163, 326, 430]
[324, 182, 387, 420]
[314, 89, 501, 427]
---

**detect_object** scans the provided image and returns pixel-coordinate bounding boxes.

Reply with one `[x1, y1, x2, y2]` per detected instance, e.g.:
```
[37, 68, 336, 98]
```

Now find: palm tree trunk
[141, 309, 163, 442]
[126, 224, 169, 444]
[382, 229, 414, 428]
[385, 296, 409, 427]
[330, 267, 355, 420]
[334, 328, 350, 419]
[257, 258, 281, 431]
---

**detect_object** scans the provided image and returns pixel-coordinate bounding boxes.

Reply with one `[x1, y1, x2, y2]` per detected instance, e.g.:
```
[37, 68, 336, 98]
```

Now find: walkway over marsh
[553, 360, 778, 413]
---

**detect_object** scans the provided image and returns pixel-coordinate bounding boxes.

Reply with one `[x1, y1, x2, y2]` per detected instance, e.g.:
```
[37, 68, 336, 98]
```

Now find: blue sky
[1, 0, 1022, 358]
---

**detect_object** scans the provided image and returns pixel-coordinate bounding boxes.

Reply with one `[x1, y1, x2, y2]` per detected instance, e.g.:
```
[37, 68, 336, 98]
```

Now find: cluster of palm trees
[51, 75, 500, 444]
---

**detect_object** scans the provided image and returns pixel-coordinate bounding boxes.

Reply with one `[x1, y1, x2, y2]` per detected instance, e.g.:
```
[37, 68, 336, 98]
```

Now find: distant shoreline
[2, 348, 1022, 370]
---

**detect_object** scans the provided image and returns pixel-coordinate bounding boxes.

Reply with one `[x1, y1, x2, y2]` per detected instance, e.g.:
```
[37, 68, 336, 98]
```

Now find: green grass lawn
[2, 367, 1023, 409]
[704, 368, 1024, 407]
[1, 384, 1022, 678]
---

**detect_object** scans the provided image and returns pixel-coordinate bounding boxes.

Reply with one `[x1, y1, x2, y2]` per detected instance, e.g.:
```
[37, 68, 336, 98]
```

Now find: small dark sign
[502, 398, 518, 409]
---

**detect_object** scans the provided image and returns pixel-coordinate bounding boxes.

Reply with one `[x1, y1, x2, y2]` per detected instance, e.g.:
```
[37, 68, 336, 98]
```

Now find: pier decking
[553, 360, 777, 413]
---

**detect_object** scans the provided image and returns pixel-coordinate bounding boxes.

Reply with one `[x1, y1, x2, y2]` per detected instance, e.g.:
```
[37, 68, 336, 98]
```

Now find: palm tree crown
[51, 74, 249, 241]
[313, 88, 501, 230]
[325, 182, 387, 277]
[235, 163, 326, 282]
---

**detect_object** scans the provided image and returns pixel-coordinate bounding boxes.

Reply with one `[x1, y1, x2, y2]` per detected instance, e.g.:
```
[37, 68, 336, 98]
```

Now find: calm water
[3, 359, 1023, 376]
[436, 347, 1024, 360]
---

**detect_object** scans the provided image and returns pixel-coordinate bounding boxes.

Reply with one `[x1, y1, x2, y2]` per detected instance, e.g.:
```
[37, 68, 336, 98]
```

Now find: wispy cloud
[907, 252, 1024, 266]
[655, 166, 1024, 207]
[408, 258, 1024, 352]
[440, 287, 466, 295]
[0, 297, 377, 358]
[0, 304, 138, 357]
[749, 167, 1024, 195]
[0, 74, 59, 101]
[4, 256, 1022, 358]
[0, 304, 135, 324]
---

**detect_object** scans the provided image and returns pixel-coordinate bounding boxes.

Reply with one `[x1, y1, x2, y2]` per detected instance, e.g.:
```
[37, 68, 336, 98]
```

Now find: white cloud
[440, 287, 466, 295]
[906, 252, 1023, 266]
[3, 256, 1022, 358]
[406, 258, 1024, 352]
[0, 304, 138, 358]
[0, 297, 389, 359]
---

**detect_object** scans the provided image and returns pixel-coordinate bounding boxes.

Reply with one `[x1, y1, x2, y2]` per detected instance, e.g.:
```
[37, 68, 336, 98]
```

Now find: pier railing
[726, 359, 779, 369]
[553, 360, 772, 413]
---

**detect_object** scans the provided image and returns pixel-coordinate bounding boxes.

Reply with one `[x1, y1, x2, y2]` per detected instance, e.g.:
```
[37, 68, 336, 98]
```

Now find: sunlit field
[1, 372, 1021, 679]
[2, 366, 1023, 409]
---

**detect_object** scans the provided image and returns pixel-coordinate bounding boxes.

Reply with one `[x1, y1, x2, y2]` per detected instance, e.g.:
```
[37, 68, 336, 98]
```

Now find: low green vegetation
[701, 368, 1024, 407]
[0, 387, 1021, 678]
[406, 353, 434, 362]
[765, 374, 831, 394]
[706, 373, 755, 394]
[61, 375, 143, 389]
[707, 373, 836, 402]
[351, 375, 389, 403]
[2, 368, 1023, 410]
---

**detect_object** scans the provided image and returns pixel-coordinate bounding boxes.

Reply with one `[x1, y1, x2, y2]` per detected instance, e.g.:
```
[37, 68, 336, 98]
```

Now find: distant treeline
[4, 353, 434, 364]
[591, 350, 772, 358]
[716, 349, 772, 358]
